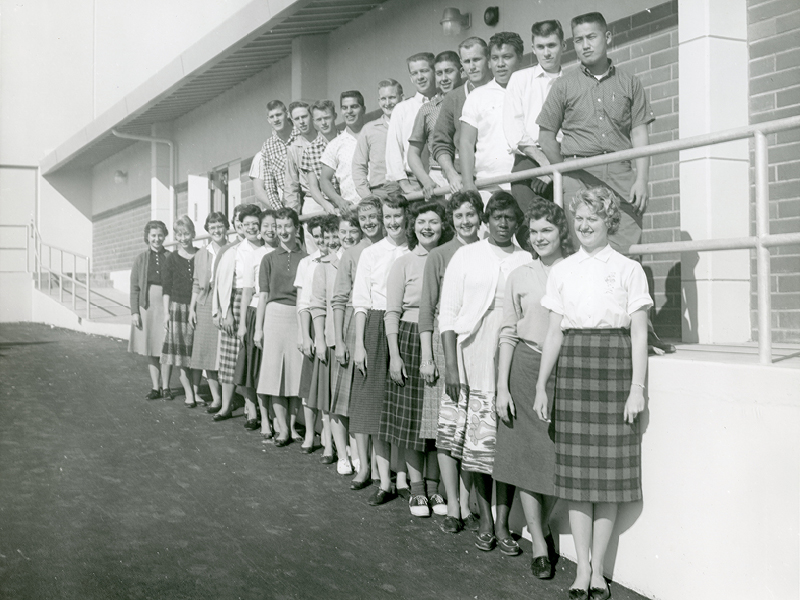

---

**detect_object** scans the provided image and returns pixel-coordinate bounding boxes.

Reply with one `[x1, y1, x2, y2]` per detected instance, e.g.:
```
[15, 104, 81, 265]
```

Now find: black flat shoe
[320, 453, 336, 464]
[184, 400, 197, 409]
[145, 388, 160, 400]
[213, 411, 233, 422]
[589, 585, 610, 600]
[367, 488, 395, 506]
[206, 404, 222, 414]
[567, 589, 589, 600]
[244, 418, 260, 430]
[530, 556, 553, 579]
[300, 444, 317, 454]
[274, 437, 292, 447]
[350, 477, 372, 491]
[161, 388, 174, 401]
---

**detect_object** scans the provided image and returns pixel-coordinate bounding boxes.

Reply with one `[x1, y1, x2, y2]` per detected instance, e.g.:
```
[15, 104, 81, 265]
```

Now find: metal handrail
[31, 225, 93, 319]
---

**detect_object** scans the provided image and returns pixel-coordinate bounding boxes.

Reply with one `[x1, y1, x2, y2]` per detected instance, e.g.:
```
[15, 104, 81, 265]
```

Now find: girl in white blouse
[535, 187, 652, 600]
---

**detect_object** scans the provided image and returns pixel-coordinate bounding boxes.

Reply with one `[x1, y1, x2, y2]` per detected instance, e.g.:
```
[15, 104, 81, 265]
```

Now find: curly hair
[321, 214, 341, 235]
[525, 199, 574, 258]
[204, 211, 229, 232]
[142, 220, 168, 244]
[274, 207, 300, 229]
[338, 211, 361, 232]
[446, 190, 484, 227]
[357, 195, 384, 218]
[406, 201, 451, 250]
[484, 190, 524, 225]
[569, 186, 620, 235]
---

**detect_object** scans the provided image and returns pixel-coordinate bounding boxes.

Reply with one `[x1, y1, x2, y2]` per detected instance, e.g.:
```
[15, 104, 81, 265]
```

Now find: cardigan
[130, 247, 170, 315]
[330, 238, 372, 312]
[192, 242, 229, 307]
[384, 245, 429, 335]
[417, 238, 464, 334]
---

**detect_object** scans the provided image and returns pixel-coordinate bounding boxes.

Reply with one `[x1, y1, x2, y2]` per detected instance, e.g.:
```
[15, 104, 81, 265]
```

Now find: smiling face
[310, 225, 326, 255]
[233, 213, 244, 240]
[382, 204, 406, 243]
[324, 230, 341, 253]
[291, 106, 312, 135]
[208, 221, 227, 245]
[241, 215, 261, 244]
[408, 59, 435, 96]
[532, 33, 564, 74]
[147, 227, 166, 251]
[358, 205, 381, 240]
[451, 201, 481, 242]
[490, 43, 521, 86]
[435, 60, 462, 95]
[378, 85, 402, 118]
[338, 220, 362, 249]
[341, 96, 365, 129]
[459, 44, 491, 86]
[174, 226, 194, 249]
[267, 107, 288, 132]
[572, 21, 611, 70]
[487, 207, 520, 245]
[276, 217, 297, 246]
[312, 108, 336, 136]
[528, 217, 562, 260]
[260, 215, 277, 247]
[574, 202, 609, 251]
[415, 210, 443, 250]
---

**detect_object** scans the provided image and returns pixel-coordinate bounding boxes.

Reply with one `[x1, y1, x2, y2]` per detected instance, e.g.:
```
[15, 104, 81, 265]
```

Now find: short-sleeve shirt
[293, 250, 323, 311]
[541, 244, 653, 329]
[408, 94, 444, 169]
[460, 79, 514, 182]
[258, 245, 308, 306]
[249, 245, 273, 307]
[351, 237, 409, 314]
[536, 62, 655, 157]
[320, 130, 359, 204]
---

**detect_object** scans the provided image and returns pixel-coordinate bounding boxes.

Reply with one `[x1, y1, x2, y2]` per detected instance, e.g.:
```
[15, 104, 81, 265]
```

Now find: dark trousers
[510, 155, 551, 250]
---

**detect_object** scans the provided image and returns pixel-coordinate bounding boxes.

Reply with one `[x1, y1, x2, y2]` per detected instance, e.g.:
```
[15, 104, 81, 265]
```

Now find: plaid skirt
[419, 323, 444, 440]
[380, 320, 428, 452]
[330, 306, 356, 417]
[349, 309, 388, 435]
[161, 301, 194, 367]
[554, 329, 641, 503]
[128, 285, 165, 358]
[218, 288, 243, 384]
[190, 298, 220, 371]
[233, 306, 261, 389]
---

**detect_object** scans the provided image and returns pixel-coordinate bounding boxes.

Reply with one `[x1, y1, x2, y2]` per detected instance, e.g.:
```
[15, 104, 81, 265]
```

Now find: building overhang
[40, 0, 387, 176]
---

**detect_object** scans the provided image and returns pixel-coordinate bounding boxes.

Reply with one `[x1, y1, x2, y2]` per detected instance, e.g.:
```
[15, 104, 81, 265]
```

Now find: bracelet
[631, 382, 646, 389]
[420, 360, 434, 367]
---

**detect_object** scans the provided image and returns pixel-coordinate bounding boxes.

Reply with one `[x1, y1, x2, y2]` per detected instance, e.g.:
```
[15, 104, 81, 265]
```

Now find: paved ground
[0, 323, 648, 600]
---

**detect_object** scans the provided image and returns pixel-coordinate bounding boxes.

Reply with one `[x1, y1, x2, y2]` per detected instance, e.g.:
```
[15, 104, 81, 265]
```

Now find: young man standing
[250, 100, 300, 210]
[432, 38, 493, 194]
[352, 79, 403, 199]
[301, 100, 340, 216]
[385, 53, 438, 194]
[504, 20, 565, 224]
[407, 51, 464, 199]
[320, 91, 367, 211]
[283, 102, 318, 215]
[460, 32, 524, 203]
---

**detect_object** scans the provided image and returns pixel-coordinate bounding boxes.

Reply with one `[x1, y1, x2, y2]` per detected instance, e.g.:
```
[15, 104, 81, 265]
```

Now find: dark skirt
[306, 349, 331, 412]
[493, 343, 556, 495]
[330, 306, 356, 417]
[233, 306, 261, 389]
[554, 329, 641, 503]
[190, 297, 219, 371]
[349, 309, 388, 435]
[161, 301, 194, 367]
[218, 288, 243, 384]
[128, 284, 165, 357]
[380, 320, 428, 452]
[298, 330, 315, 400]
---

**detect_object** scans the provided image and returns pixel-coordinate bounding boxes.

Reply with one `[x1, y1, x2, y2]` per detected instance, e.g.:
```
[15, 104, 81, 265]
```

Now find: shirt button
[597, 98, 602, 102]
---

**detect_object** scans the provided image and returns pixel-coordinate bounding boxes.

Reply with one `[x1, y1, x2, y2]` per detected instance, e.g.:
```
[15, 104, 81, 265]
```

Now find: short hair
[274, 207, 300, 229]
[321, 214, 341, 235]
[458, 37, 488, 56]
[434, 50, 461, 68]
[525, 198, 574, 257]
[142, 220, 167, 244]
[569, 186, 620, 235]
[489, 32, 525, 57]
[340, 90, 365, 108]
[266, 100, 286, 113]
[311, 100, 336, 116]
[484, 190, 524, 225]
[232, 203, 250, 222]
[238, 203, 262, 222]
[381, 191, 409, 212]
[358, 195, 384, 218]
[406, 52, 435, 68]
[204, 211, 229, 232]
[260, 209, 277, 222]
[571, 12, 607, 31]
[406, 201, 451, 250]
[288, 101, 310, 117]
[446, 190, 484, 226]
[338, 211, 361, 231]
[174, 215, 196, 237]
[532, 20, 564, 42]
[378, 78, 404, 96]
[306, 215, 326, 233]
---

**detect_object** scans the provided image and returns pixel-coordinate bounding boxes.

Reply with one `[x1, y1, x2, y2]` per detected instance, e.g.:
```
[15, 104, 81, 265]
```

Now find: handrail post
[48, 246, 51, 294]
[754, 131, 772, 364]
[72, 254, 77, 311]
[553, 171, 563, 208]
[59, 250, 64, 303]
[86, 257, 91, 320]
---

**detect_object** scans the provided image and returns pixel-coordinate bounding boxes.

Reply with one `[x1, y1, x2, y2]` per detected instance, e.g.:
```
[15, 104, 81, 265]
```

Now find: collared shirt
[309, 247, 343, 347]
[352, 116, 389, 198]
[385, 92, 428, 181]
[258, 244, 308, 306]
[498, 258, 553, 351]
[536, 62, 655, 157]
[503, 64, 562, 153]
[460, 79, 514, 183]
[249, 244, 274, 307]
[408, 93, 444, 169]
[260, 128, 301, 209]
[352, 237, 409, 314]
[301, 133, 338, 214]
[235, 239, 262, 289]
[293, 249, 323, 311]
[541, 244, 653, 329]
[320, 129, 359, 205]
[384, 245, 430, 335]
[283, 136, 312, 214]
[431, 83, 472, 168]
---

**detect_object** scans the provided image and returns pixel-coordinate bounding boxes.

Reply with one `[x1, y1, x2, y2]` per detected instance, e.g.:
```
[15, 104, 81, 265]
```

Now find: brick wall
[93, 197, 151, 275]
[748, 0, 800, 342]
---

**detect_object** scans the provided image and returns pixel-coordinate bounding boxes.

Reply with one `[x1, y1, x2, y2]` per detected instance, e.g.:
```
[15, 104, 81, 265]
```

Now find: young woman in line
[535, 187, 651, 600]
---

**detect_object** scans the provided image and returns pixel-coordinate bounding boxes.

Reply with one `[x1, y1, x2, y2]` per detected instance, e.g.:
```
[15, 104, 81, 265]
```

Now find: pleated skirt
[218, 288, 243, 384]
[330, 306, 356, 417]
[306, 348, 331, 412]
[349, 309, 387, 435]
[233, 306, 261, 389]
[257, 302, 303, 397]
[161, 301, 194, 367]
[190, 298, 220, 371]
[554, 329, 641, 503]
[128, 285, 165, 357]
[419, 323, 444, 440]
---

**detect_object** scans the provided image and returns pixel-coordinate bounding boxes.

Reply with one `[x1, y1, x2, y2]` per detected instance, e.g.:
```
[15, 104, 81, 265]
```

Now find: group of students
[129, 11, 661, 600]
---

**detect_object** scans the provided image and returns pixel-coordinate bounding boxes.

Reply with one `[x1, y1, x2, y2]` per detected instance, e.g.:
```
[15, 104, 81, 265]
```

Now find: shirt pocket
[605, 92, 632, 128]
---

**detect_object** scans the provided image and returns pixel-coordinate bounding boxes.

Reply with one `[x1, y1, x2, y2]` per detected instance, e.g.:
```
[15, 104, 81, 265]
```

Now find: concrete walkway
[0, 323, 648, 600]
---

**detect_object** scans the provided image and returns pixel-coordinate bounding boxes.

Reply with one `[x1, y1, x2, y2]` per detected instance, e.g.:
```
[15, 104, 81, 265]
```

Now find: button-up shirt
[293, 249, 323, 312]
[385, 92, 428, 181]
[260, 128, 301, 209]
[320, 130, 359, 205]
[536, 62, 655, 157]
[259, 244, 308, 306]
[541, 244, 653, 329]
[352, 116, 390, 197]
[352, 237, 409, 314]
[503, 64, 562, 154]
[460, 79, 514, 183]
[301, 133, 338, 215]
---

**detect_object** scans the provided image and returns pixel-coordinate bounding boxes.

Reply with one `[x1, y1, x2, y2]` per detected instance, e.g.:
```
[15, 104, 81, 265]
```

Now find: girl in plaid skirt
[535, 187, 652, 600]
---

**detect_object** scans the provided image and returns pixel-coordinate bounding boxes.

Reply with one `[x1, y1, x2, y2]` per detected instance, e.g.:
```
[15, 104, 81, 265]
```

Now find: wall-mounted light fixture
[441, 8, 471, 36]
[483, 6, 500, 26]
[114, 170, 128, 184]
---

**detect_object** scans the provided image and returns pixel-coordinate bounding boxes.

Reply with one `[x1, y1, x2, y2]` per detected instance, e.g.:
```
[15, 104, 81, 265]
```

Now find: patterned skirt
[190, 298, 220, 371]
[161, 300, 194, 367]
[128, 285, 165, 358]
[233, 306, 261, 389]
[554, 329, 641, 503]
[257, 302, 304, 397]
[380, 320, 428, 452]
[218, 288, 243, 384]
[330, 306, 356, 417]
[349, 309, 388, 435]
[419, 323, 445, 440]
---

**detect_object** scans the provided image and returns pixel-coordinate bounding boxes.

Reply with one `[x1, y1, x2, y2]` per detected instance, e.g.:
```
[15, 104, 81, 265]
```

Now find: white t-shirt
[460, 79, 514, 185]
[320, 130, 359, 204]
[294, 249, 322, 311]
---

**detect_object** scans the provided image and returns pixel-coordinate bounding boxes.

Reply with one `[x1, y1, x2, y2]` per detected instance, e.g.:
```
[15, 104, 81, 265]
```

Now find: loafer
[474, 532, 496, 552]
[244, 419, 260, 431]
[568, 589, 589, 600]
[530, 555, 553, 579]
[367, 488, 395, 506]
[161, 388, 174, 401]
[300, 444, 316, 454]
[463, 512, 481, 532]
[350, 477, 372, 491]
[212, 411, 233, 422]
[184, 400, 197, 409]
[498, 536, 522, 556]
[396, 486, 411, 501]
[144, 388, 161, 400]
[206, 404, 222, 414]
[439, 516, 463, 534]
[589, 585, 610, 600]
[320, 453, 336, 465]
[428, 493, 447, 516]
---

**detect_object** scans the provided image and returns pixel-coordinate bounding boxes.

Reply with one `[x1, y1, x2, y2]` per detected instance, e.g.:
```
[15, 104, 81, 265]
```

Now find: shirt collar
[532, 63, 562, 78]
[276, 244, 302, 255]
[576, 244, 614, 263]
[580, 60, 615, 81]
[412, 245, 429, 257]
